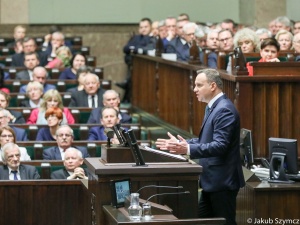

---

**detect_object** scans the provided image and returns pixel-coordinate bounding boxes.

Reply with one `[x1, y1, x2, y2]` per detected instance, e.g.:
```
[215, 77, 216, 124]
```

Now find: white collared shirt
[9, 167, 21, 180]
[28, 70, 33, 80]
[88, 95, 98, 108]
[59, 147, 66, 160]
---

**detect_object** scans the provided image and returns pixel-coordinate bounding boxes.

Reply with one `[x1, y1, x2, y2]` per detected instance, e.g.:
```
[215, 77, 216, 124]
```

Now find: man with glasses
[0, 143, 40, 180]
[0, 108, 27, 141]
[43, 125, 89, 160]
[218, 29, 234, 51]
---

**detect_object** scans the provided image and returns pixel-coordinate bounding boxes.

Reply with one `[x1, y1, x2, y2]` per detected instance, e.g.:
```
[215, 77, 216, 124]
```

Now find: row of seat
[15, 140, 151, 160]
[0, 36, 83, 47]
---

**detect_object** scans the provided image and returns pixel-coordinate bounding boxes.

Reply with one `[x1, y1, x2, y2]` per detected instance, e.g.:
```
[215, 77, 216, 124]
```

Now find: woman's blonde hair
[40, 89, 63, 111]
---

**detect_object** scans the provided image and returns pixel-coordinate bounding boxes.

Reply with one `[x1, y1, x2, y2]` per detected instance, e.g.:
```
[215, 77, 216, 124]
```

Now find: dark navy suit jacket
[0, 164, 40, 180]
[12, 126, 28, 141]
[88, 126, 107, 141]
[9, 110, 26, 124]
[207, 51, 218, 69]
[69, 89, 105, 108]
[188, 95, 245, 192]
[87, 107, 132, 124]
[165, 37, 190, 61]
[43, 146, 90, 160]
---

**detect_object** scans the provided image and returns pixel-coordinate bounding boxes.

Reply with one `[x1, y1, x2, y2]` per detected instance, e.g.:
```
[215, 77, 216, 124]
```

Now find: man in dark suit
[156, 69, 245, 225]
[15, 52, 40, 80]
[51, 148, 90, 179]
[0, 91, 25, 124]
[43, 125, 89, 160]
[206, 29, 220, 69]
[0, 143, 40, 180]
[69, 73, 105, 108]
[88, 107, 120, 141]
[11, 37, 48, 67]
[87, 89, 132, 124]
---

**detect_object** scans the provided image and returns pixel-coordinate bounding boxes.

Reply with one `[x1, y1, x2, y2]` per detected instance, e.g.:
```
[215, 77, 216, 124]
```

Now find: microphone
[136, 185, 183, 193]
[146, 191, 190, 202]
[104, 128, 115, 147]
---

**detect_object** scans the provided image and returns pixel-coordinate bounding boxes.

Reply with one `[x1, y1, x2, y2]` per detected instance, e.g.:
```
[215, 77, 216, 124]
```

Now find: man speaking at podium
[156, 68, 245, 225]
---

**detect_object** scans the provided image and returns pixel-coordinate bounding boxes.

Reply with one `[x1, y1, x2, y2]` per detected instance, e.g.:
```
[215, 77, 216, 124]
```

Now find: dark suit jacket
[188, 95, 245, 192]
[87, 107, 132, 124]
[12, 126, 28, 141]
[296, 55, 300, 62]
[69, 89, 105, 108]
[0, 164, 40, 180]
[11, 51, 48, 67]
[166, 37, 190, 61]
[88, 126, 107, 141]
[15, 70, 30, 80]
[207, 51, 218, 69]
[43, 146, 90, 160]
[8, 109, 26, 124]
[50, 168, 90, 179]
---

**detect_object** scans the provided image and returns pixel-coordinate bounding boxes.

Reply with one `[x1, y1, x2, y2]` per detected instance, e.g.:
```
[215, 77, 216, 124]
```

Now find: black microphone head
[104, 128, 115, 139]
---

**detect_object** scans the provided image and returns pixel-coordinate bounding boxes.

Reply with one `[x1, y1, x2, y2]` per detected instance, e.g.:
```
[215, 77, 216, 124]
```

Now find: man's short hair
[197, 69, 223, 90]
[140, 17, 152, 25]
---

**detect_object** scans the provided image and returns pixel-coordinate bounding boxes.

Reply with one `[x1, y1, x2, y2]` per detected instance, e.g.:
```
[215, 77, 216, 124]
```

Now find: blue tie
[204, 105, 210, 121]
[11, 171, 18, 180]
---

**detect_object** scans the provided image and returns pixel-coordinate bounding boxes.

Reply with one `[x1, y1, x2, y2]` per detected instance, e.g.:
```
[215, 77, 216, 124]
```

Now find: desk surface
[247, 181, 300, 191]
[103, 205, 226, 225]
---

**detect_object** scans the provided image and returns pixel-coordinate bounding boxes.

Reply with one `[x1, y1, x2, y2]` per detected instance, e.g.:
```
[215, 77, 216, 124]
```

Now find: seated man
[69, 73, 105, 108]
[88, 107, 120, 141]
[19, 66, 55, 94]
[206, 29, 220, 69]
[293, 33, 300, 61]
[247, 38, 280, 76]
[0, 109, 27, 141]
[218, 29, 234, 51]
[15, 52, 40, 80]
[11, 37, 48, 67]
[87, 89, 132, 124]
[0, 143, 40, 180]
[43, 125, 90, 160]
[51, 147, 90, 179]
[6, 25, 26, 48]
[43, 31, 66, 58]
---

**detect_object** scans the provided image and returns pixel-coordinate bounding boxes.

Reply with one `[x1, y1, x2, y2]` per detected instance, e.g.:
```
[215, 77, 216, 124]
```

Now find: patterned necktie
[204, 105, 210, 121]
[11, 171, 18, 180]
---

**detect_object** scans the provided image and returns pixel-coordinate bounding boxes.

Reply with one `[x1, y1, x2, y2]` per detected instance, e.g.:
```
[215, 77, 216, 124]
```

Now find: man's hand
[155, 132, 178, 150]
[167, 135, 188, 155]
[68, 167, 87, 179]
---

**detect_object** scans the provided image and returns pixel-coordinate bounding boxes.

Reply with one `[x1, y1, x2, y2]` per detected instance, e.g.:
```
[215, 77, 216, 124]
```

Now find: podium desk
[103, 205, 226, 225]
[85, 150, 202, 225]
[236, 181, 300, 225]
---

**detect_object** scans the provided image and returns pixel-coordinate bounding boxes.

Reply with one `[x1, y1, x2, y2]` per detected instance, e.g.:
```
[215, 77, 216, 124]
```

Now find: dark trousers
[198, 189, 239, 225]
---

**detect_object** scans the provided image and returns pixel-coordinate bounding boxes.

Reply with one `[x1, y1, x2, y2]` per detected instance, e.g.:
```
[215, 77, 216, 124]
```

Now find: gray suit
[69, 89, 105, 108]
[0, 164, 40, 180]
[15, 70, 31, 80]
[51, 168, 90, 179]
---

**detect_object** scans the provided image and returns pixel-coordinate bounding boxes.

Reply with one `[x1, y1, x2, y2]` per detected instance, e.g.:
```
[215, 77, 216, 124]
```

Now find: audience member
[87, 89, 132, 124]
[206, 29, 220, 69]
[58, 53, 86, 80]
[292, 33, 300, 60]
[268, 19, 277, 37]
[19, 81, 44, 108]
[0, 90, 25, 124]
[13, 38, 23, 54]
[177, 13, 190, 22]
[166, 22, 197, 61]
[51, 147, 90, 179]
[165, 16, 177, 41]
[255, 28, 272, 42]
[36, 107, 63, 141]
[46, 46, 72, 69]
[275, 30, 293, 51]
[88, 107, 120, 141]
[274, 16, 291, 34]
[0, 126, 30, 161]
[293, 21, 300, 35]
[0, 109, 27, 141]
[66, 65, 92, 94]
[233, 28, 260, 53]
[218, 29, 234, 51]
[43, 31, 66, 57]
[158, 20, 169, 49]
[0, 68, 10, 93]
[69, 73, 105, 108]
[6, 25, 26, 48]
[150, 21, 159, 37]
[15, 52, 40, 80]
[27, 89, 74, 125]
[43, 125, 89, 160]
[247, 38, 280, 76]
[220, 18, 236, 33]
[19, 66, 55, 94]
[0, 143, 39, 180]
[11, 37, 48, 67]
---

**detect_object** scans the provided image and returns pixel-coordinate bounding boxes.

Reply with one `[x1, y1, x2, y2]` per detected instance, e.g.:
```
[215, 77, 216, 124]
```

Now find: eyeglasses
[57, 134, 72, 138]
[219, 37, 232, 42]
[1, 135, 13, 138]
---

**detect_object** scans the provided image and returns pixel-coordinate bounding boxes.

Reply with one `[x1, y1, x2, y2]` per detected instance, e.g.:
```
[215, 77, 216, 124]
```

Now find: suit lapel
[19, 165, 25, 180]
[55, 147, 62, 160]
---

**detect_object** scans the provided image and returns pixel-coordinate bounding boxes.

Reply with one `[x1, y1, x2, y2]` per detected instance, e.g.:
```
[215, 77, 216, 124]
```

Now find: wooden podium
[84, 144, 203, 225]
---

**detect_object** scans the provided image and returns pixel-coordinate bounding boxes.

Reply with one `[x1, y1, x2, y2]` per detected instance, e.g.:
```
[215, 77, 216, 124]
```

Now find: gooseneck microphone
[146, 191, 190, 202]
[136, 185, 183, 193]
[104, 128, 115, 147]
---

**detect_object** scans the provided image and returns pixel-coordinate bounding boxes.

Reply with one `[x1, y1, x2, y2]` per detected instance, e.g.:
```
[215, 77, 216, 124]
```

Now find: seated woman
[275, 29, 293, 51]
[227, 28, 260, 73]
[36, 107, 63, 141]
[19, 81, 44, 108]
[45, 46, 73, 69]
[66, 65, 92, 94]
[27, 89, 74, 125]
[247, 38, 280, 76]
[0, 126, 31, 161]
[58, 53, 87, 80]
